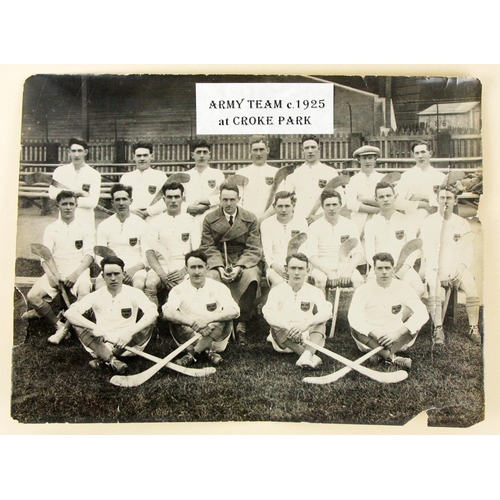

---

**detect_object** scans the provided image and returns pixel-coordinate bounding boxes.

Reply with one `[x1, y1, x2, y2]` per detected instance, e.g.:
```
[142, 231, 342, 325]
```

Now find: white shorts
[33, 272, 92, 300]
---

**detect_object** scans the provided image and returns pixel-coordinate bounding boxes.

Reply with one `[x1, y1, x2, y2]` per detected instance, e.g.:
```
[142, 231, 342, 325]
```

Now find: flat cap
[353, 145, 381, 158]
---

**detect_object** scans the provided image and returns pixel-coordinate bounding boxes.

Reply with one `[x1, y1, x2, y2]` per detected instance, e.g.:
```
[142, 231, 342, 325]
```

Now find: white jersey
[282, 162, 341, 219]
[72, 285, 157, 344]
[237, 163, 279, 218]
[363, 211, 417, 268]
[260, 215, 308, 268]
[42, 218, 95, 279]
[420, 212, 473, 278]
[120, 167, 167, 217]
[348, 278, 428, 336]
[48, 163, 101, 228]
[184, 166, 226, 208]
[145, 212, 201, 270]
[307, 216, 361, 270]
[344, 171, 384, 232]
[96, 213, 149, 269]
[263, 281, 332, 328]
[395, 165, 446, 230]
[163, 277, 240, 318]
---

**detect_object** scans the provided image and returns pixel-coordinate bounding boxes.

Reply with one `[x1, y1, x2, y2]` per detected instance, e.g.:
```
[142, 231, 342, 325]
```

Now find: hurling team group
[22, 134, 481, 375]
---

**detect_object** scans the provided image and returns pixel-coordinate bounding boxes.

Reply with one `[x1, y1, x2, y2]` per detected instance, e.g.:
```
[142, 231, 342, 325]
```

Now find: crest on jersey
[395, 230, 405, 240]
[291, 230, 300, 237]
[265, 177, 274, 186]
[433, 184, 441, 194]
[181, 233, 190, 242]
[206, 302, 217, 312]
[318, 179, 327, 188]
[148, 185, 157, 195]
[392, 305, 402, 315]
[208, 180, 216, 189]
[454, 234, 461, 242]
[129, 238, 138, 247]
[301, 302, 311, 312]
[82, 184, 90, 192]
[74, 240, 83, 250]
[341, 235, 349, 243]
[121, 308, 132, 319]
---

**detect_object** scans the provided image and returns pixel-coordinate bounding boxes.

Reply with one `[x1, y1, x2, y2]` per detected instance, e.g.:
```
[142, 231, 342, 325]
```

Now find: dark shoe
[235, 323, 247, 345]
[468, 325, 481, 345]
[206, 351, 223, 366]
[108, 356, 128, 374]
[174, 353, 196, 367]
[89, 359, 106, 371]
[432, 326, 445, 346]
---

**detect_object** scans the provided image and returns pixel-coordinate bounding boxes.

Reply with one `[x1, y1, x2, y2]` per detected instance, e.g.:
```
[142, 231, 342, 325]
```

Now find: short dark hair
[249, 135, 268, 147]
[185, 249, 208, 266]
[375, 181, 395, 197]
[301, 134, 320, 146]
[101, 255, 125, 272]
[191, 139, 211, 152]
[286, 252, 309, 266]
[273, 190, 296, 206]
[373, 252, 394, 267]
[320, 189, 342, 206]
[110, 183, 133, 199]
[132, 141, 153, 154]
[69, 137, 88, 150]
[219, 181, 240, 197]
[436, 184, 460, 198]
[411, 140, 431, 153]
[56, 190, 76, 204]
[162, 181, 185, 196]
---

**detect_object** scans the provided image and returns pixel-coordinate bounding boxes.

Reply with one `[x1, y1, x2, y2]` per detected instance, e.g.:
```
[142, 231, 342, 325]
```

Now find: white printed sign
[196, 83, 334, 134]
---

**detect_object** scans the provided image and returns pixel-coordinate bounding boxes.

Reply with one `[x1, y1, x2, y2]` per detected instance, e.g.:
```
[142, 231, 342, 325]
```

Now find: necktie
[229, 215, 233, 226]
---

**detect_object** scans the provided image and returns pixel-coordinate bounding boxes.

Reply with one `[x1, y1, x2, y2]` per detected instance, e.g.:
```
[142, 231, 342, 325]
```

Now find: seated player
[64, 256, 158, 374]
[420, 185, 481, 345]
[95, 184, 149, 290]
[162, 250, 240, 367]
[262, 253, 332, 369]
[307, 189, 364, 292]
[260, 191, 308, 287]
[26, 190, 94, 344]
[364, 182, 425, 297]
[200, 181, 263, 345]
[144, 182, 201, 308]
[348, 252, 428, 369]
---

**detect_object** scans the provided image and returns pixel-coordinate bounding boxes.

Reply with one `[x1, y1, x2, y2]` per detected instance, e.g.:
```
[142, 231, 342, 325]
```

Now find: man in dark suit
[200, 181, 263, 345]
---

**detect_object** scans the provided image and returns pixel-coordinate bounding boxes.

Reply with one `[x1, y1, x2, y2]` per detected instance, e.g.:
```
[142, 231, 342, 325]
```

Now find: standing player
[48, 138, 101, 228]
[26, 190, 94, 344]
[64, 256, 158, 374]
[348, 252, 428, 368]
[200, 181, 263, 345]
[282, 135, 342, 222]
[307, 190, 364, 292]
[420, 185, 481, 345]
[344, 145, 383, 233]
[95, 184, 149, 290]
[162, 250, 240, 367]
[183, 139, 225, 219]
[395, 140, 446, 231]
[263, 253, 332, 369]
[260, 191, 308, 287]
[120, 141, 168, 220]
[237, 135, 278, 220]
[144, 182, 201, 307]
[364, 182, 425, 297]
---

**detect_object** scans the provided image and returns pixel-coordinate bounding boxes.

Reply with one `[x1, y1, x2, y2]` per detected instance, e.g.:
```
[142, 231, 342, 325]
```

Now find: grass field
[11, 262, 484, 428]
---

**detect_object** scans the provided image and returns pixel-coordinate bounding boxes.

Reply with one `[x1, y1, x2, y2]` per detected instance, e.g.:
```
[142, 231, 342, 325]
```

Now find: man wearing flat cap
[344, 145, 384, 234]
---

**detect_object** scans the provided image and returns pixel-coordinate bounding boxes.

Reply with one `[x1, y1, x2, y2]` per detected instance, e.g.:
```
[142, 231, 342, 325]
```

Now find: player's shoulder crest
[453, 233, 461, 242]
[82, 183, 91, 192]
[206, 302, 217, 312]
[300, 301, 311, 312]
[318, 179, 327, 188]
[265, 176, 274, 186]
[121, 308, 132, 319]
[129, 237, 138, 246]
[148, 185, 157, 195]
[391, 304, 402, 314]
[181, 233, 190, 242]
[291, 229, 300, 237]
[341, 235, 349, 243]
[395, 230, 405, 240]
[208, 179, 216, 188]
[74, 240, 83, 250]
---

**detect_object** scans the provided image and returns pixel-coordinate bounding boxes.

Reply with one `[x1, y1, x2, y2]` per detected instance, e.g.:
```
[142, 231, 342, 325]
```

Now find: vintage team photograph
[11, 73, 484, 427]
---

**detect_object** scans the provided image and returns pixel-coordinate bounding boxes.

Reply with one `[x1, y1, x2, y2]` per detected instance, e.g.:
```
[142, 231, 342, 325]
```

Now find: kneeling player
[262, 253, 332, 369]
[64, 256, 158, 374]
[162, 250, 240, 367]
[348, 252, 428, 369]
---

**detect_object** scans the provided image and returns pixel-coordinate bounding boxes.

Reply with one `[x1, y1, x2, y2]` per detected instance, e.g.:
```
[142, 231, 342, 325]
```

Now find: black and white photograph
[8, 72, 487, 428]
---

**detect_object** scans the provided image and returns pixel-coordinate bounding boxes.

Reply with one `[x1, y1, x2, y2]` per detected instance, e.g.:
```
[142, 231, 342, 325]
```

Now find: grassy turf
[11, 278, 484, 427]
